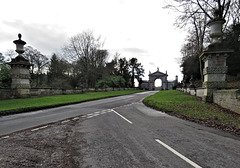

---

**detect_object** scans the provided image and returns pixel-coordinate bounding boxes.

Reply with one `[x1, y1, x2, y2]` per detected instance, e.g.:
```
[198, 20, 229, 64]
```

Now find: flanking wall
[213, 89, 240, 114]
[177, 88, 240, 114]
[177, 88, 204, 97]
[0, 87, 136, 100]
[0, 89, 15, 100]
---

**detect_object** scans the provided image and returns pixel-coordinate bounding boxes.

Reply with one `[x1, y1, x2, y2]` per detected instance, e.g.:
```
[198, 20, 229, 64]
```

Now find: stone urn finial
[18, 33, 22, 40]
[13, 33, 27, 55]
[208, 9, 225, 44]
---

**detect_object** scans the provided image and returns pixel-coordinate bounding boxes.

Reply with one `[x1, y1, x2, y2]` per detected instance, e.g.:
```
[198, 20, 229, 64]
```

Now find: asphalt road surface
[1, 91, 240, 167]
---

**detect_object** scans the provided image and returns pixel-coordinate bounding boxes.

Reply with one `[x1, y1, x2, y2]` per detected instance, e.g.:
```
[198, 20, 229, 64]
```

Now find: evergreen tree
[129, 58, 144, 87]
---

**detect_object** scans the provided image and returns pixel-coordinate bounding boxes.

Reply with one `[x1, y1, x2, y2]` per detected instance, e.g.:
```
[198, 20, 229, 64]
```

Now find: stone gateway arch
[140, 68, 178, 90]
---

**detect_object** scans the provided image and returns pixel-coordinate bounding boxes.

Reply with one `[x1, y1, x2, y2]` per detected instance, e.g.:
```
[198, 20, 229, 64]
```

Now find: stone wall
[177, 87, 240, 114]
[213, 89, 240, 114]
[0, 87, 136, 100]
[30, 88, 83, 97]
[0, 89, 15, 100]
[196, 88, 204, 97]
[177, 88, 204, 97]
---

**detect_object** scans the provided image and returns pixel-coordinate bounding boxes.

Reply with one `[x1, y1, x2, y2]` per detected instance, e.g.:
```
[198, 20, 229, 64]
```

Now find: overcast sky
[0, 0, 186, 82]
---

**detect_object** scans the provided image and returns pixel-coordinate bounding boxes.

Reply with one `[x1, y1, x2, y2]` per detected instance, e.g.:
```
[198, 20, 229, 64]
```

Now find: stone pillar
[162, 76, 168, 90]
[8, 34, 32, 98]
[199, 15, 233, 102]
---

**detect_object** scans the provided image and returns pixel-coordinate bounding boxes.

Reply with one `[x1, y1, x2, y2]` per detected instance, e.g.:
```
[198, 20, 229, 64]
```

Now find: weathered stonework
[202, 81, 226, 89]
[203, 66, 228, 75]
[7, 34, 32, 98]
[199, 16, 234, 102]
[200, 51, 232, 102]
[140, 69, 177, 90]
[213, 89, 240, 114]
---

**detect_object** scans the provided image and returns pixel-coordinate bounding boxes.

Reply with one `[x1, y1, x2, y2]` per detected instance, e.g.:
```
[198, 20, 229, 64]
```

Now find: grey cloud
[0, 32, 13, 43]
[120, 48, 148, 54]
[2, 20, 68, 55]
[149, 62, 155, 66]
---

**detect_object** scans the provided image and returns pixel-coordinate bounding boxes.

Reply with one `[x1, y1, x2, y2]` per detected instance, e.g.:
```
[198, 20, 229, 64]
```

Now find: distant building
[140, 68, 178, 90]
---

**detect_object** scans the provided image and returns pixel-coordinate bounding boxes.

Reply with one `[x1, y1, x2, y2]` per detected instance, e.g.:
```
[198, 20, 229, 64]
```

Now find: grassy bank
[0, 90, 143, 116]
[143, 90, 240, 134]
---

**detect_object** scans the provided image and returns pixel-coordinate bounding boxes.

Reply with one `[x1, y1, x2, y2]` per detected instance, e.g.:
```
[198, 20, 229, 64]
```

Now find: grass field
[0, 90, 144, 116]
[143, 90, 240, 130]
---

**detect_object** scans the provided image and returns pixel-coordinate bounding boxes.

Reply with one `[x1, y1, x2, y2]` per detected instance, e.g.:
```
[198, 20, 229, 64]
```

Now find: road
[1, 91, 240, 167]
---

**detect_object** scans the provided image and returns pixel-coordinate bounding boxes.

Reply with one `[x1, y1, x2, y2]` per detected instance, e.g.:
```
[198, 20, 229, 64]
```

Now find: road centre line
[155, 139, 202, 168]
[111, 109, 133, 124]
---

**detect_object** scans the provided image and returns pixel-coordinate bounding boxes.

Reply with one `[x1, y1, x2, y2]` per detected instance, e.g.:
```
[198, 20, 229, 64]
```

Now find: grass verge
[143, 90, 240, 135]
[0, 90, 144, 116]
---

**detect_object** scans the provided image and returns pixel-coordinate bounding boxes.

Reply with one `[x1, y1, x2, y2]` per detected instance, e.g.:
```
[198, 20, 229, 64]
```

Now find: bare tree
[62, 30, 104, 62]
[165, 0, 240, 80]
[62, 30, 106, 88]
[165, 0, 240, 48]
[23, 46, 49, 87]
[166, 0, 239, 22]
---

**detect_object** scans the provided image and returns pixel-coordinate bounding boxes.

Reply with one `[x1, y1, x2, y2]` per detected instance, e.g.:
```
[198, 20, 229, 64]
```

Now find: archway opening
[155, 79, 162, 90]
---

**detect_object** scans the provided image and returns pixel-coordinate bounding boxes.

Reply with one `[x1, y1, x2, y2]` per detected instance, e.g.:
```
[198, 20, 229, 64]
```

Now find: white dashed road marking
[155, 139, 202, 168]
[111, 109, 133, 124]
[31, 125, 48, 132]
[61, 120, 70, 124]
[1, 136, 9, 139]
[72, 117, 79, 121]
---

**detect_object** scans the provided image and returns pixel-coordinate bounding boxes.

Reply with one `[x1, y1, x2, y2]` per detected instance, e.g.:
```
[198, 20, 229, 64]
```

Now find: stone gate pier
[199, 13, 234, 102]
[8, 34, 32, 98]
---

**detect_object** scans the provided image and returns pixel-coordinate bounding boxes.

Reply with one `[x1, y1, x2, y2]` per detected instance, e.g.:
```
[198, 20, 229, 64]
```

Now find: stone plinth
[8, 56, 32, 98]
[200, 49, 233, 102]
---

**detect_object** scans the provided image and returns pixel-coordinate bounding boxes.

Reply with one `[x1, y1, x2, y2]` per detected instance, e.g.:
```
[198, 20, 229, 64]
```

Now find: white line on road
[39, 125, 48, 129]
[111, 109, 133, 124]
[135, 92, 148, 94]
[1, 136, 9, 139]
[61, 120, 70, 124]
[31, 128, 40, 131]
[72, 117, 79, 121]
[155, 139, 202, 168]
[31, 125, 48, 132]
[86, 116, 93, 119]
